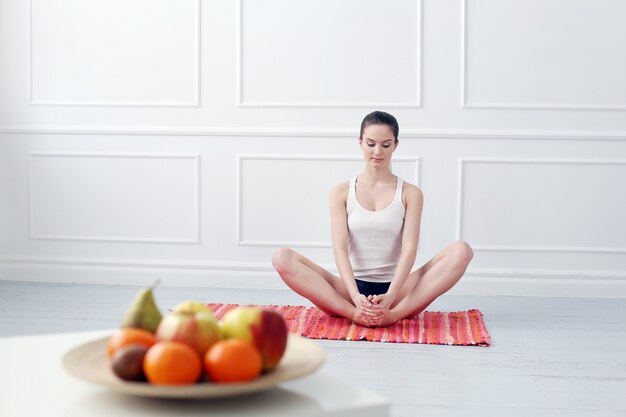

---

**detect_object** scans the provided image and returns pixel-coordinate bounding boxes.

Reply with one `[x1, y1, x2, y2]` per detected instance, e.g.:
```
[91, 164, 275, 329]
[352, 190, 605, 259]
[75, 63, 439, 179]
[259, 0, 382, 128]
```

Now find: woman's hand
[351, 294, 383, 327]
[369, 294, 399, 327]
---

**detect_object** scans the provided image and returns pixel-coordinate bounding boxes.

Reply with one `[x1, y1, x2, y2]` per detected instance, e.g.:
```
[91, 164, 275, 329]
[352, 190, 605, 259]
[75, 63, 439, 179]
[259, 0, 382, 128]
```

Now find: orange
[203, 339, 262, 383]
[143, 341, 202, 385]
[107, 328, 156, 358]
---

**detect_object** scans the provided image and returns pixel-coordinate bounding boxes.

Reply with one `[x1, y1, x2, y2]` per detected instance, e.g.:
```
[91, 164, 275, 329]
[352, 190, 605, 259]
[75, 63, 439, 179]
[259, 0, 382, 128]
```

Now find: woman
[272, 111, 473, 327]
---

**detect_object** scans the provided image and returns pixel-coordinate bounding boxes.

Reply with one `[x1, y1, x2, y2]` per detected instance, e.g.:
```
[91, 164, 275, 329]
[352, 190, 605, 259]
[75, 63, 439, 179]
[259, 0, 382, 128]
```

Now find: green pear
[120, 286, 163, 333]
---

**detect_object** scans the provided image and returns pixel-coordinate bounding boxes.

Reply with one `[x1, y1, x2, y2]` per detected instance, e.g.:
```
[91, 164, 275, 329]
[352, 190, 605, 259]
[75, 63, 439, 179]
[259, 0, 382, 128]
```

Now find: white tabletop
[0, 330, 388, 417]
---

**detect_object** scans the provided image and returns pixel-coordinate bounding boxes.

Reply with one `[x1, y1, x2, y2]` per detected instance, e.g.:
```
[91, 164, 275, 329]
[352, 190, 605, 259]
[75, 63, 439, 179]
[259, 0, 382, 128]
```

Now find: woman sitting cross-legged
[272, 111, 473, 327]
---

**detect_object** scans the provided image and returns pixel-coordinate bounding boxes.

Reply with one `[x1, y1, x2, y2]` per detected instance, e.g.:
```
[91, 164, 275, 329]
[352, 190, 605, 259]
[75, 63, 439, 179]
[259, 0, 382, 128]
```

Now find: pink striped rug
[208, 304, 490, 347]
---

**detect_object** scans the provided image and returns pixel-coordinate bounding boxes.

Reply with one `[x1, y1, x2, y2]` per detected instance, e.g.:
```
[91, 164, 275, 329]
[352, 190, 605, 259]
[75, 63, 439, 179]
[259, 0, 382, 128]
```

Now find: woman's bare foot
[352, 314, 376, 327]
[376, 308, 400, 327]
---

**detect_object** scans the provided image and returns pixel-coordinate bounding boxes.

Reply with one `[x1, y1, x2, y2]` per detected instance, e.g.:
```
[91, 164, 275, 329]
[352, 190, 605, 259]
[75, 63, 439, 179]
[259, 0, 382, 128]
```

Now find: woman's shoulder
[329, 179, 350, 202]
[400, 179, 423, 204]
[330, 179, 350, 195]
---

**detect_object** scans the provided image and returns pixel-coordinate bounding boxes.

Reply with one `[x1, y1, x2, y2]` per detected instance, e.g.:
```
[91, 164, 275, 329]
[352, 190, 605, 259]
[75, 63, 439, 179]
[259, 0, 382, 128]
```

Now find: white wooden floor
[1, 281, 625, 417]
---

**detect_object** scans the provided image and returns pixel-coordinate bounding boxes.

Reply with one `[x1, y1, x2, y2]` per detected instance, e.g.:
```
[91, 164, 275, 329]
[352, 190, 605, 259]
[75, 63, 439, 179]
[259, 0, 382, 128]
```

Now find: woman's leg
[380, 241, 473, 325]
[272, 248, 373, 324]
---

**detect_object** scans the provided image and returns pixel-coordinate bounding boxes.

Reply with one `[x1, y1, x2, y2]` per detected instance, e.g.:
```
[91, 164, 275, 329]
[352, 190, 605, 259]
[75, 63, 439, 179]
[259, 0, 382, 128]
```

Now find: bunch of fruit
[107, 286, 288, 385]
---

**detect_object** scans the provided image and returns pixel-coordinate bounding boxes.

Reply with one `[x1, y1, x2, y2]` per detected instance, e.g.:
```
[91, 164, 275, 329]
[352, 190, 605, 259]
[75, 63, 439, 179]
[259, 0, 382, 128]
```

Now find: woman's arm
[329, 182, 362, 306]
[381, 183, 424, 306]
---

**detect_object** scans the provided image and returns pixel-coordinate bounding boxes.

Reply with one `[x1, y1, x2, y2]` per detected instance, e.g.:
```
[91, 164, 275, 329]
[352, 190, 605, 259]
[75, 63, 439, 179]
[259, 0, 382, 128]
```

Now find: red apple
[155, 301, 219, 356]
[221, 306, 288, 371]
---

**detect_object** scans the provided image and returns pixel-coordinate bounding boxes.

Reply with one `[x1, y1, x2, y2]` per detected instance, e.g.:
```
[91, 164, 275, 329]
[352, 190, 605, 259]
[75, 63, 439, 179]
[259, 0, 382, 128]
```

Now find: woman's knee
[450, 241, 473, 268]
[271, 247, 294, 273]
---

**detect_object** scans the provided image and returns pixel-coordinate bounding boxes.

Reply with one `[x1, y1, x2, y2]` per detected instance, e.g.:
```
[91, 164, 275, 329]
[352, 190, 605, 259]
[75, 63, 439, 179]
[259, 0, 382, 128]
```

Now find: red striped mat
[208, 304, 490, 347]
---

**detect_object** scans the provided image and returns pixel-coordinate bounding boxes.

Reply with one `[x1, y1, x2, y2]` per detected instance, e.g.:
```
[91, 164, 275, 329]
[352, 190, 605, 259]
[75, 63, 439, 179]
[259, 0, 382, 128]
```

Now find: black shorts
[355, 279, 391, 297]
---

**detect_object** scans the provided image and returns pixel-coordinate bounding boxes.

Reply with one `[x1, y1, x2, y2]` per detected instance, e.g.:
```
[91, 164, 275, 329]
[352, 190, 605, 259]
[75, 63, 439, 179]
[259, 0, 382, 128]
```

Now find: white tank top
[347, 176, 405, 283]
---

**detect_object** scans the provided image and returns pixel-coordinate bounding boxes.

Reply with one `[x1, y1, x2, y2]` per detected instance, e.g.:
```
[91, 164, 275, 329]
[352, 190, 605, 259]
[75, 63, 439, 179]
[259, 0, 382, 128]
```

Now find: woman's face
[359, 124, 397, 168]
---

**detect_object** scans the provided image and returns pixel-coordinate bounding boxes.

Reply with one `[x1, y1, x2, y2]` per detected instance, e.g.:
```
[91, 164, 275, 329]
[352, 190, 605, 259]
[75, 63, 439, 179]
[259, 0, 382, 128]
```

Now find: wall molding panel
[28, 0, 201, 107]
[237, 0, 423, 108]
[457, 157, 626, 254]
[461, 0, 626, 111]
[28, 152, 201, 244]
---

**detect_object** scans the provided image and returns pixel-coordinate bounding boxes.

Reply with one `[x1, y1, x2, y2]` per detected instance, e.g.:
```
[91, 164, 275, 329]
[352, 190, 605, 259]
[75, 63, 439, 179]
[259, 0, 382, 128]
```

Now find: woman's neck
[358, 166, 395, 186]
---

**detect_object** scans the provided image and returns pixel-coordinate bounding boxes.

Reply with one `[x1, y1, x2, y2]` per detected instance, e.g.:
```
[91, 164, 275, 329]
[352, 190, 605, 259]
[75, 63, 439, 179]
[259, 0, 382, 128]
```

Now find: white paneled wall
[1, 0, 626, 297]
